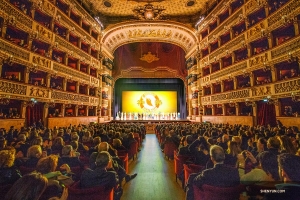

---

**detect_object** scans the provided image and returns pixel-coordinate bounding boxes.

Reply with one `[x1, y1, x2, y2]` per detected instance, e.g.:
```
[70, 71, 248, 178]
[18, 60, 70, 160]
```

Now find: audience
[4, 172, 48, 200]
[0, 148, 22, 185]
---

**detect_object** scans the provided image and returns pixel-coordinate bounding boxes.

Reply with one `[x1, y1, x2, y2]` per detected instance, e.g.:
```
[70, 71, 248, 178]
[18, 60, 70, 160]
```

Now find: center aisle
[121, 134, 186, 200]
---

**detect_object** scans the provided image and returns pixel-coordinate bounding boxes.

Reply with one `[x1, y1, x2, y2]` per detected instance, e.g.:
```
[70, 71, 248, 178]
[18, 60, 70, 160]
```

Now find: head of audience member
[98, 142, 109, 152]
[227, 141, 241, 156]
[0, 150, 15, 168]
[232, 136, 242, 147]
[92, 137, 101, 146]
[30, 136, 43, 146]
[17, 134, 27, 143]
[257, 137, 267, 152]
[278, 153, 300, 183]
[70, 141, 78, 152]
[186, 135, 194, 146]
[112, 139, 122, 148]
[257, 151, 280, 181]
[95, 151, 112, 169]
[71, 134, 79, 142]
[0, 136, 7, 150]
[210, 145, 225, 165]
[199, 136, 210, 151]
[62, 145, 74, 157]
[27, 145, 42, 159]
[52, 137, 64, 147]
[5, 172, 48, 200]
[222, 134, 230, 143]
[36, 155, 59, 174]
[278, 135, 297, 154]
[267, 137, 281, 151]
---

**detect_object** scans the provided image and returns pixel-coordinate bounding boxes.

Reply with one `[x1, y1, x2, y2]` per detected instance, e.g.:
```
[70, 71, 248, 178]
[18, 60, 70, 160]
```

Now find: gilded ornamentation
[140, 52, 159, 63]
[34, 23, 53, 41]
[252, 86, 272, 96]
[29, 87, 49, 97]
[246, 22, 265, 39]
[249, 53, 269, 67]
[210, 62, 247, 80]
[32, 55, 51, 68]
[127, 29, 172, 38]
[271, 38, 300, 59]
[274, 79, 300, 93]
[0, 80, 27, 95]
[52, 91, 89, 102]
[53, 63, 90, 81]
[0, 0, 32, 28]
[0, 39, 30, 61]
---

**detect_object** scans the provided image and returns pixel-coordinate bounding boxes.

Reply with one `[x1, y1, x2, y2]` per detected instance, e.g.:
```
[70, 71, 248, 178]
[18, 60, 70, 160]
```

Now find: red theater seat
[164, 142, 177, 160]
[193, 184, 244, 200]
[184, 164, 205, 189]
[67, 181, 114, 200]
[128, 141, 138, 160]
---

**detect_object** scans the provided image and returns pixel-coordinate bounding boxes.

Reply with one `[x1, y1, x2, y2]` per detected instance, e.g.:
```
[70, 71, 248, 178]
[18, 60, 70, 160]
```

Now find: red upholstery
[0, 184, 12, 198]
[193, 184, 244, 200]
[174, 153, 194, 183]
[134, 133, 141, 147]
[163, 142, 177, 160]
[67, 181, 114, 200]
[118, 151, 129, 173]
[184, 164, 205, 189]
[128, 141, 138, 160]
[19, 166, 35, 175]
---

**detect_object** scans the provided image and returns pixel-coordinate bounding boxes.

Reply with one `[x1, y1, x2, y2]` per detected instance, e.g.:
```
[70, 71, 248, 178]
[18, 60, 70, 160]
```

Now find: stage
[109, 119, 191, 123]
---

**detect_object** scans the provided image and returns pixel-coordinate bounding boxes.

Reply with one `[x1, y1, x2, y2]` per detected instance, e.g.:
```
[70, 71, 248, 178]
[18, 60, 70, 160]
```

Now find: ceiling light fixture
[133, 3, 165, 20]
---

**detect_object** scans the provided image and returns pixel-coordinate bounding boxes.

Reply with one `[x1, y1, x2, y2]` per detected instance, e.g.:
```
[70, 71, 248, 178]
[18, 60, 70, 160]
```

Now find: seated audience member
[60, 145, 83, 169]
[0, 149, 22, 185]
[13, 134, 30, 157]
[51, 137, 64, 154]
[278, 135, 297, 154]
[81, 151, 119, 188]
[264, 153, 300, 200]
[82, 131, 93, 143]
[69, 141, 80, 157]
[178, 135, 194, 156]
[24, 145, 43, 168]
[112, 139, 127, 152]
[88, 136, 101, 155]
[267, 137, 281, 155]
[90, 142, 137, 183]
[217, 134, 229, 150]
[240, 151, 279, 185]
[81, 151, 122, 200]
[36, 155, 73, 192]
[0, 136, 7, 151]
[186, 145, 240, 200]
[122, 132, 136, 150]
[225, 141, 241, 167]
[188, 136, 210, 165]
[4, 172, 48, 200]
[71, 134, 88, 153]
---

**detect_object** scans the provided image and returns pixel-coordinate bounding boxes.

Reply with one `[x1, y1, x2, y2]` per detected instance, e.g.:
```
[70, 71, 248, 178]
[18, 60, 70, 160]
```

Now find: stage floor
[110, 119, 191, 123]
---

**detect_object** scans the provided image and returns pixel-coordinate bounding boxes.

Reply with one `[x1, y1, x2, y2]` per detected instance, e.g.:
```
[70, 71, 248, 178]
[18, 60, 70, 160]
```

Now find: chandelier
[133, 3, 165, 20]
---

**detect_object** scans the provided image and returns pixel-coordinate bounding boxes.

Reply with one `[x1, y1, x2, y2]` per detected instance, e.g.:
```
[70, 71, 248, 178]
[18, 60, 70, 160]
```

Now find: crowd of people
[0, 122, 145, 200]
[156, 121, 300, 200]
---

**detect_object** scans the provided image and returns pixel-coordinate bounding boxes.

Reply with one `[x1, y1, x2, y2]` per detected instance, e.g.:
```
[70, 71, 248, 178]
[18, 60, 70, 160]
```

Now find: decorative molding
[102, 21, 197, 55]
[0, 39, 30, 61]
[275, 79, 300, 94]
[51, 90, 90, 102]
[0, 80, 27, 95]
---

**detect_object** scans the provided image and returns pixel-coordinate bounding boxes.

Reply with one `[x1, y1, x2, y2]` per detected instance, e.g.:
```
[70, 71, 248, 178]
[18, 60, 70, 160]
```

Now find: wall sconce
[288, 52, 299, 63]
[217, 104, 222, 108]
[241, 40, 247, 48]
[291, 92, 300, 102]
[0, 95, 10, 105]
[28, 98, 37, 107]
[229, 102, 236, 107]
[65, 103, 72, 108]
[245, 99, 255, 106]
[263, 62, 273, 71]
[243, 70, 251, 78]
[3, 55, 14, 66]
[227, 74, 233, 81]
[264, 96, 278, 105]
[78, 104, 84, 109]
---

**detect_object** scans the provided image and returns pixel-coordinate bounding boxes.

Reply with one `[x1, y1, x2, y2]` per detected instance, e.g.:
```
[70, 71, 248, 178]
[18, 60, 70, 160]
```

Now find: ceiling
[78, 0, 214, 28]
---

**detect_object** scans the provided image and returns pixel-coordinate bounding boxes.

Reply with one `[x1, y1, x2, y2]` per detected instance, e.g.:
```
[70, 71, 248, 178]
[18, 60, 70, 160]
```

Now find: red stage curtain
[257, 102, 276, 126]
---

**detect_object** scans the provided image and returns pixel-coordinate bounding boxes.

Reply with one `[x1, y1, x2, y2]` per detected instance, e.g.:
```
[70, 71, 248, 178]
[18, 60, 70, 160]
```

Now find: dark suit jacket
[80, 167, 118, 189]
[60, 156, 84, 168]
[178, 146, 192, 156]
[193, 163, 240, 188]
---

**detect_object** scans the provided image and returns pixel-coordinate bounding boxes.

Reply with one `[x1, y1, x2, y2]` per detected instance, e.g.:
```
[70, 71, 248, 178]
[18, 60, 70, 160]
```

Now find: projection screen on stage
[122, 91, 177, 113]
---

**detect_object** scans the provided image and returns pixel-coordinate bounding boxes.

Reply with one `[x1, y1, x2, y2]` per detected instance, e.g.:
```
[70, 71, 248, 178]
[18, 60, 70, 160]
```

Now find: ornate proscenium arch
[101, 21, 198, 58]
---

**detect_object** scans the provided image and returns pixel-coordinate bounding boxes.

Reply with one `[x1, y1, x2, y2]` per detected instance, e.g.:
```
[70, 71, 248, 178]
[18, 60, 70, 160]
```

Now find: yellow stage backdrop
[122, 91, 177, 113]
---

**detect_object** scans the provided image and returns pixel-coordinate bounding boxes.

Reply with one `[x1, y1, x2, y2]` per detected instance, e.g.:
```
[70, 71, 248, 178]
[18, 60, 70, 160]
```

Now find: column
[271, 66, 277, 82]
[252, 102, 257, 126]
[294, 19, 299, 35]
[75, 105, 78, 117]
[222, 105, 226, 116]
[212, 105, 216, 116]
[233, 77, 238, 90]
[0, 59, 3, 76]
[85, 106, 89, 116]
[46, 74, 51, 88]
[43, 103, 49, 127]
[76, 60, 80, 70]
[221, 81, 224, 93]
[275, 100, 281, 117]
[62, 78, 67, 91]
[76, 82, 79, 93]
[235, 103, 239, 116]
[25, 67, 30, 84]
[20, 101, 28, 119]
[61, 104, 65, 117]
[86, 86, 90, 95]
